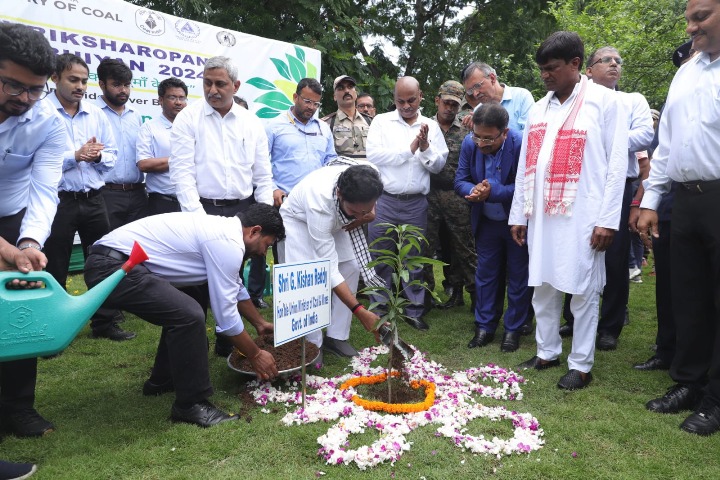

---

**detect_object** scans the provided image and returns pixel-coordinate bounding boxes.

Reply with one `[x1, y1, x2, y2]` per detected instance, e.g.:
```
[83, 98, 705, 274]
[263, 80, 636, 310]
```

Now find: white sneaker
[630, 275, 643, 283]
[629, 267, 641, 280]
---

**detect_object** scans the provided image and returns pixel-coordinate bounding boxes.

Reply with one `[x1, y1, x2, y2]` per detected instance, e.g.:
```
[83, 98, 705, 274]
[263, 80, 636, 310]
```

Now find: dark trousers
[101, 187, 148, 230]
[147, 192, 181, 216]
[369, 194, 428, 317]
[653, 220, 675, 365]
[0, 209, 38, 413]
[473, 218, 531, 333]
[44, 193, 110, 290]
[669, 186, 720, 403]
[84, 253, 212, 404]
[597, 179, 633, 337]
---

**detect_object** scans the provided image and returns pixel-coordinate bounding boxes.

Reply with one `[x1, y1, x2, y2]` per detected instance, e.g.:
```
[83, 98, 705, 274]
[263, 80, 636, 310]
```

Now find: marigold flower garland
[339, 371, 437, 414]
[247, 345, 543, 469]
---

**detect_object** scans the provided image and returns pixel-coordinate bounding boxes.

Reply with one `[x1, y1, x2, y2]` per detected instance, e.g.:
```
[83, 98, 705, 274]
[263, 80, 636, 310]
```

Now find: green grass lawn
[2, 266, 718, 479]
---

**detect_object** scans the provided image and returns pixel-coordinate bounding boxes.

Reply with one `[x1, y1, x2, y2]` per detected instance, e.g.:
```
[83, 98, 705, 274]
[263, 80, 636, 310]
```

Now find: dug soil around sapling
[356, 377, 427, 404]
[229, 334, 320, 372]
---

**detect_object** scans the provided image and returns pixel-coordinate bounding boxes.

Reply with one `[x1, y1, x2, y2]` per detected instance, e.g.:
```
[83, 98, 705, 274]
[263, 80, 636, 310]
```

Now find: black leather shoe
[438, 289, 465, 309]
[405, 316, 429, 331]
[680, 398, 720, 436]
[633, 356, 670, 371]
[646, 384, 703, 414]
[92, 323, 136, 341]
[143, 379, 175, 396]
[467, 327, 494, 348]
[252, 298, 269, 309]
[559, 323, 573, 338]
[596, 332, 618, 351]
[171, 400, 238, 428]
[557, 369, 592, 390]
[214, 334, 234, 357]
[519, 322, 534, 336]
[500, 331, 520, 352]
[323, 336, 359, 357]
[517, 355, 560, 370]
[0, 409, 55, 437]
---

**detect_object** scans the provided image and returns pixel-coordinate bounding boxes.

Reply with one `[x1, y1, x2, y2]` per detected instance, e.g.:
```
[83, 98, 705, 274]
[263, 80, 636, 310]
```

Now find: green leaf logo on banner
[255, 107, 282, 119]
[246, 77, 277, 91]
[294, 46, 306, 64]
[254, 91, 294, 110]
[286, 54, 307, 83]
[270, 58, 292, 80]
[246, 47, 318, 120]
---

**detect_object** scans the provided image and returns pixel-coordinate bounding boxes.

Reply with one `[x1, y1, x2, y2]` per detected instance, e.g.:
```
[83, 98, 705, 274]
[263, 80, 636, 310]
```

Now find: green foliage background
[129, 0, 687, 114]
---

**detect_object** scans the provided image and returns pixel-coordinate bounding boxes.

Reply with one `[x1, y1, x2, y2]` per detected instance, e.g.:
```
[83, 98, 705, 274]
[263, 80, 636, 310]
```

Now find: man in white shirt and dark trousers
[170, 56, 275, 357]
[0, 22, 65, 438]
[367, 76, 448, 331]
[137, 77, 188, 215]
[638, 0, 720, 437]
[84, 204, 283, 428]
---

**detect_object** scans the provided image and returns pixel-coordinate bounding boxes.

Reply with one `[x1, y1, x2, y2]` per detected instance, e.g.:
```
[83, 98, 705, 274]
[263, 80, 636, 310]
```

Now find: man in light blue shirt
[136, 77, 188, 215]
[0, 22, 65, 439]
[266, 78, 336, 205]
[44, 54, 117, 314]
[97, 58, 146, 230]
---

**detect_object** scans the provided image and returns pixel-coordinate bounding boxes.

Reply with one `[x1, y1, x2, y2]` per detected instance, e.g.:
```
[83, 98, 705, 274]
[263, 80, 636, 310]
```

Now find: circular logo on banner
[135, 9, 165, 36]
[174, 19, 201, 40]
[216, 31, 237, 47]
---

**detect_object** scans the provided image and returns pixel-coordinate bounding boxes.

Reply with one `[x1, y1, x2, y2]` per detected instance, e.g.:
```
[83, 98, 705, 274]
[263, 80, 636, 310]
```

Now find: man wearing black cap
[638, 0, 720, 436]
[322, 75, 372, 160]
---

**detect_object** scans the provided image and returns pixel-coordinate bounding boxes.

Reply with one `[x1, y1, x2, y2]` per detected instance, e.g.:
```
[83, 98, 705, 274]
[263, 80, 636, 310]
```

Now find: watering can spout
[0, 242, 147, 362]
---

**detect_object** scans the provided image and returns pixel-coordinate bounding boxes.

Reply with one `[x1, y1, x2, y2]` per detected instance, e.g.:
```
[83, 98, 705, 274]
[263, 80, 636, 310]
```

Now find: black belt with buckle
[88, 245, 129, 262]
[680, 179, 720, 194]
[382, 190, 425, 201]
[104, 182, 145, 191]
[148, 192, 179, 203]
[58, 189, 101, 200]
[199, 197, 241, 206]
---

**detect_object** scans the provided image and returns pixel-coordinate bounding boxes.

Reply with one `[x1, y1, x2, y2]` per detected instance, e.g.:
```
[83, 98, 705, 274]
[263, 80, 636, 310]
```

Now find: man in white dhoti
[509, 31, 628, 390]
[279, 161, 384, 357]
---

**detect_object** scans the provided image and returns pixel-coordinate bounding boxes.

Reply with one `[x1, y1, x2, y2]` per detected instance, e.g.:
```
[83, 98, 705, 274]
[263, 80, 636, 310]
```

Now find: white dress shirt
[169, 99, 274, 212]
[95, 212, 250, 336]
[136, 114, 174, 195]
[642, 52, 720, 209]
[366, 110, 448, 195]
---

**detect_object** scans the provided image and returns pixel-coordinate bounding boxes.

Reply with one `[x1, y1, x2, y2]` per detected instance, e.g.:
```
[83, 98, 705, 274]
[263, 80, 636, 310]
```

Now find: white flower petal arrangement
[247, 345, 544, 470]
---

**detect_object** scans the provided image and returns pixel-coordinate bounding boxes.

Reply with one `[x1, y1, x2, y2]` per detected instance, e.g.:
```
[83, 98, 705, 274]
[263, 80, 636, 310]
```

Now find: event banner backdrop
[4, 0, 322, 122]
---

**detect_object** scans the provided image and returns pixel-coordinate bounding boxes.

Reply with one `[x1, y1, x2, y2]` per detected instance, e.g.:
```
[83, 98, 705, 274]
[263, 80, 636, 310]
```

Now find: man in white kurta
[509, 31, 627, 390]
[280, 161, 383, 354]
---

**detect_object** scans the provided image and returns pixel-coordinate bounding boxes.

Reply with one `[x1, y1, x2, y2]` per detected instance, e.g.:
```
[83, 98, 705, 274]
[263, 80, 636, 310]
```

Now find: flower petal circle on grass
[339, 371, 436, 414]
[248, 345, 543, 469]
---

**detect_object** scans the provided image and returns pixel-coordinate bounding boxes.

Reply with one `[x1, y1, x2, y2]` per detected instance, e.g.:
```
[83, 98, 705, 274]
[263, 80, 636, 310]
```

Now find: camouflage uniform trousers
[423, 188, 476, 294]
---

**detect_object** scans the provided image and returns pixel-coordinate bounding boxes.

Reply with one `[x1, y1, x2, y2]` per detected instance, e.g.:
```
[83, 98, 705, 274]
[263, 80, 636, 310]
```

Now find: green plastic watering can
[0, 241, 148, 362]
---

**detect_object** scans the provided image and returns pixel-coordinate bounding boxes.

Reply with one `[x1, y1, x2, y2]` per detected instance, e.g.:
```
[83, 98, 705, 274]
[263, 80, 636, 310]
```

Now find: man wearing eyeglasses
[43, 54, 117, 328]
[558, 47, 654, 350]
[170, 56, 274, 356]
[367, 76, 448, 331]
[509, 31, 628, 391]
[322, 75, 372, 161]
[136, 77, 188, 216]
[0, 22, 65, 438]
[459, 62, 535, 132]
[356, 92, 376, 118]
[266, 77, 336, 210]
[424, 81, 475, 311]
[455, 103, 530, 353]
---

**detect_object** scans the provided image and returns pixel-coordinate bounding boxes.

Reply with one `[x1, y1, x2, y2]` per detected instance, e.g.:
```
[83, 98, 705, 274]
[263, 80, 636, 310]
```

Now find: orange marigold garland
[339, 371, 436, 413]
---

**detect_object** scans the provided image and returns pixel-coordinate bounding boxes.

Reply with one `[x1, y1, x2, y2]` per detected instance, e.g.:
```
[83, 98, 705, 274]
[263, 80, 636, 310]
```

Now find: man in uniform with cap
[322, 75, 373, 160]
[424, 81, 475, 310]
